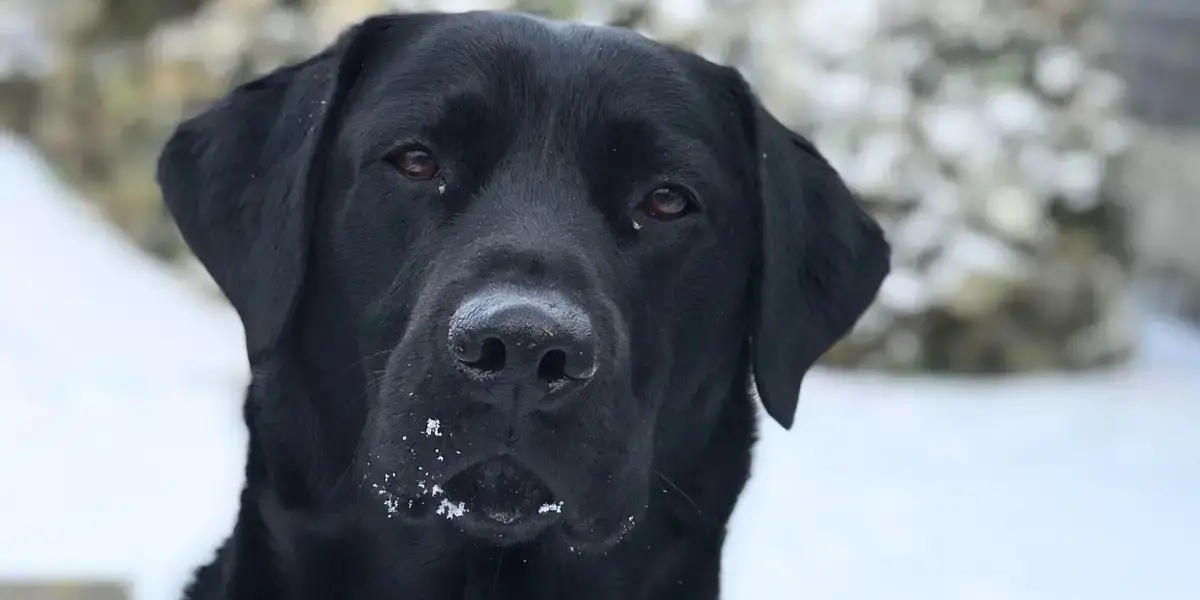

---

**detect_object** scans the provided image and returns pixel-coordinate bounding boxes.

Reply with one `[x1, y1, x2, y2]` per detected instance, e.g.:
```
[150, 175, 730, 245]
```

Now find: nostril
[448, 290, 598, 388]
[537, 348, 569, 385]
[467, 337, 507, 373]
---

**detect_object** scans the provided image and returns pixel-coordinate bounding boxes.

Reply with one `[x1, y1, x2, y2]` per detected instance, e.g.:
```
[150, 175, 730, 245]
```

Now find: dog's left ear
[729, 76, 892, 429]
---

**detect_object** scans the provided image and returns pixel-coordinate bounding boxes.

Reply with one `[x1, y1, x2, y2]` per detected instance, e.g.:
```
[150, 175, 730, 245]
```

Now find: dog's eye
[390, 145, 440, 181]
[637, 187, 695, 224]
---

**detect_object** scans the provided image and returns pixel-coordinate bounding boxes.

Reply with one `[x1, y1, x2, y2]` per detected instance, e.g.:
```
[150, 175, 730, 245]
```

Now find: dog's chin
[369, 456, 564, 546]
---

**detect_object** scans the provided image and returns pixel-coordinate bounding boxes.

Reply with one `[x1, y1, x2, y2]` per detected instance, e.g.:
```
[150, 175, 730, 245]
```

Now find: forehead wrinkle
[360, 14, 715, 141]
[571, 65, 717, 148]
[356, 19, 546, 117]
[422, 14, 705, 131]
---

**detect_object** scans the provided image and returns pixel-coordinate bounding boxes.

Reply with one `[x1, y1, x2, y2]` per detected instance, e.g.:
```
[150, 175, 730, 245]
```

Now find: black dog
[158, 10, 889, 600]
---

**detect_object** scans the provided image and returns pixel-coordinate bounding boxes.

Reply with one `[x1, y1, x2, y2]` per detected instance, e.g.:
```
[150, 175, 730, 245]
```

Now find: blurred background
[0, 0, 1197, 599]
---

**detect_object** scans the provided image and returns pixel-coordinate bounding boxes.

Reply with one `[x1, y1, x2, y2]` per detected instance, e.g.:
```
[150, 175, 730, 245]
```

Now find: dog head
[158, 11, 889, 551]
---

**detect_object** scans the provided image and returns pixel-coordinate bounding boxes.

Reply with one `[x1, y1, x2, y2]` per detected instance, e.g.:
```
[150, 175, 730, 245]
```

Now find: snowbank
[0, 132, 248, 599]
[1, 132, 1197, 600]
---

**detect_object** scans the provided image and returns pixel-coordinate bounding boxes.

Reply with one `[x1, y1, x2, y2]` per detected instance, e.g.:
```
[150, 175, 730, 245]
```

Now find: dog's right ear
[156, 29, 361, 361]
[157, 15, 434, 361]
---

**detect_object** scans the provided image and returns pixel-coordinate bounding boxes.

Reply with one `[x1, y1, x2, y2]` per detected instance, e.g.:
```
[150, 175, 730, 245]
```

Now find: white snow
[0, 132, 249, 599]
[436, 499, 467, 520]
[1, 131, 1198, 599]
[425, 418, 443, 437]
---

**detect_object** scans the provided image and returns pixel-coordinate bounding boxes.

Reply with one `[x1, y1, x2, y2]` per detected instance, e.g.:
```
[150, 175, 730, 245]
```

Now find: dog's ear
[156, 34, 359, 361]
[157, 15, 430, 361]
[732, 78, 891, 429]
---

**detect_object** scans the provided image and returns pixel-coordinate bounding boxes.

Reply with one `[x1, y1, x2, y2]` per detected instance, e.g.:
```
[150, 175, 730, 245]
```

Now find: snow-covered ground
[1, 131, 1197, 600]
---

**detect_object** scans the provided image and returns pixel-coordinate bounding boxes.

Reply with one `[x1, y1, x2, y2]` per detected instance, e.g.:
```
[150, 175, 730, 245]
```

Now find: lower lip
[486, 509, 521, 524]
[445, 501, 563, 540]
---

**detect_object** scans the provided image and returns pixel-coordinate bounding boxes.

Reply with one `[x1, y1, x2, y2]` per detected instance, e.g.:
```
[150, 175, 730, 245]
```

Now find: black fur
[158, 11, 890, 600]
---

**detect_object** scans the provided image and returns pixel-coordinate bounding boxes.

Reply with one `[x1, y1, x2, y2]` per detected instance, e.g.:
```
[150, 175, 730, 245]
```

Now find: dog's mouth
[442, 456, 558, 526]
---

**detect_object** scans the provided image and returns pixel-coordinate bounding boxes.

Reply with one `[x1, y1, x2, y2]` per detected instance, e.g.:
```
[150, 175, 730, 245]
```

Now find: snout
[447, 287, 598, 407]
[366, 279, 646, 549]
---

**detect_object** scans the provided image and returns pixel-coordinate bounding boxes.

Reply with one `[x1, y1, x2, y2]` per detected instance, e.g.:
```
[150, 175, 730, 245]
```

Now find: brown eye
[391, 145, 440, 181]
[640, 187, 694, 221]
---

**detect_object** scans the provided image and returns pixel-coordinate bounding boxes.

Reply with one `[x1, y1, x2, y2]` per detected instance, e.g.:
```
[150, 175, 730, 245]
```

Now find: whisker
[337, 347, 397, 379]
[654, 468, 703, 518]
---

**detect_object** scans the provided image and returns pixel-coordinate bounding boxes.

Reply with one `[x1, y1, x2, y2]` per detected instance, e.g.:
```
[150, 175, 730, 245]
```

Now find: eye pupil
[647, 188, 690, 218]
[393, 146, 440, 180]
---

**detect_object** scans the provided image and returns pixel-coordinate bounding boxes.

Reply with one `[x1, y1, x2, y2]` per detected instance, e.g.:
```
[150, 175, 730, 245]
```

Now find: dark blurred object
[1109, 0, 1200, 128]
[96, 0, 207, 38]
[0, 581, 129, 600]
[1106, 0, 1200, 324]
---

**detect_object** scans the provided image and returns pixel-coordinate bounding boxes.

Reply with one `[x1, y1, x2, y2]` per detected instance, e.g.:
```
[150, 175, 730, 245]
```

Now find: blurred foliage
[0, 0, 1162, 372]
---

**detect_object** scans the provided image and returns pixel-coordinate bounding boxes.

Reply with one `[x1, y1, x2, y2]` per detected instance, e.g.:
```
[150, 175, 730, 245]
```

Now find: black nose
[448, 289, 598, 388]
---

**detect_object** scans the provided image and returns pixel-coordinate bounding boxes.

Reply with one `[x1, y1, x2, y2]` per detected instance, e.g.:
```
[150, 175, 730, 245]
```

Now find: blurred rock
[1107, 0, 1200, 324]
[0, 582, 129, 600]
[0, 0, 1136, 373]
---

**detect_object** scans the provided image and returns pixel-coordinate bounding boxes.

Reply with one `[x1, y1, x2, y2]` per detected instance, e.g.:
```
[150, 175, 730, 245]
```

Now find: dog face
[158, 12, 889, 551]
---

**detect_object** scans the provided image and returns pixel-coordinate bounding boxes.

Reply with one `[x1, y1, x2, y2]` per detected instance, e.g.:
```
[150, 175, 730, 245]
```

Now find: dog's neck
[187, 337, 757, 600]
